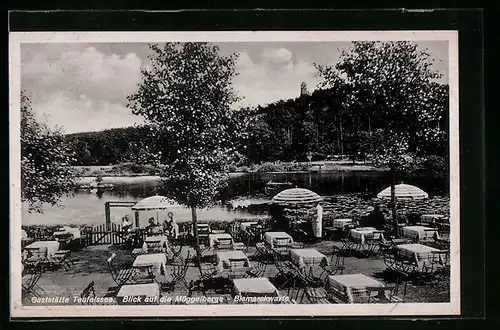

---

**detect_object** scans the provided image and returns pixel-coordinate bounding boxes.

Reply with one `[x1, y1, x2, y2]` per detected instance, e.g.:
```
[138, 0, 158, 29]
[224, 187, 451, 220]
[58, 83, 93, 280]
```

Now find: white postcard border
[9, 30, 460, 318]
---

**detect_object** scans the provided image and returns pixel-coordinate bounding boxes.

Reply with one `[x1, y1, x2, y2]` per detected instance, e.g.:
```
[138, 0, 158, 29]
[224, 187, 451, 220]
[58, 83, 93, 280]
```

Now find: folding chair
[22, 260, 45, 299]
[107, 253, 134, 286]
[188, 263, 221, 297]
[52, 250, 73, 270]
[228, 258, 249, 279]
[320, 246, 346, 280]
[296, 270, 331, 304]
[273, 253, 299, 290]
[246, 260, 268, 278]
[162, 252, 191, 292]
[169, 237, 184, 265]
[80, 281, 96, 305]
[288, 242, 304, 249]
[366, 283, 405, 303]
[214, 238, 234, 254]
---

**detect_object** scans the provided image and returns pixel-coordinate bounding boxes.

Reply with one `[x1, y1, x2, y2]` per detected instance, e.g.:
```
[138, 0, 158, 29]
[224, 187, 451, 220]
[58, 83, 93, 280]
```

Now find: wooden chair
[107, 253, 134, 286]
[288, 242, 304, 249]
[254, 241, 273, 261]
[366, 271, 408, 304]
[52, 250, 73, 270]
[80, 281, 96, 305]
[320, 246, 346, 280]
[162, 252, 191, 292]
[168, 237, 184, 264]
[188, 263, 221, 297]
[273, 253, 299, 289]
[22, 260, 44, 299]
[296, 270, 331, 304]
[246, 260, 267, 278]
[214, 238, 234, 252]
[24, 247, 49, 264]
[228, 258, 249, 279]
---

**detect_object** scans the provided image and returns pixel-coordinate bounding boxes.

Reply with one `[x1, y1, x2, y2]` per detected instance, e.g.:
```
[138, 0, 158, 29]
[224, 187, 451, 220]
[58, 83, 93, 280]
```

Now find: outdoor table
[25, 241, 60, 262]
[290, 248, 328, 269]
[232, 278, 280, 303]
[209, 233, 234, 248]
[333, 219, 353, 228]
[402, 226, 439, 242]
[132, 253, 166, 276]
[350, 227, 383, 244]
[264, 232, 294, 248]
[116, 283, 160, 305]
[142, 235, 170, 253]
[328, 273, 385, 304]
[421, 214, 447, 226]
[240, 222, 258, 231]
[215, 250, 251, 273]
[395, 243, 444, 272]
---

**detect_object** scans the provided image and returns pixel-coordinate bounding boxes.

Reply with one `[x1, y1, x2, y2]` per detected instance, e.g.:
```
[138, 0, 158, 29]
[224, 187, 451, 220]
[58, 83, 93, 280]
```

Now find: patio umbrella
[376, 183, 429, 200]
[272, 188, 323, 206]
[132, 195, 185, 225]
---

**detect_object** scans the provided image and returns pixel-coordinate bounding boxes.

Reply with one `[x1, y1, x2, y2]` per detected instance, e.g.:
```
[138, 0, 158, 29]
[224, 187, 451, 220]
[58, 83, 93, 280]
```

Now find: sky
[21, 41, 448, 134]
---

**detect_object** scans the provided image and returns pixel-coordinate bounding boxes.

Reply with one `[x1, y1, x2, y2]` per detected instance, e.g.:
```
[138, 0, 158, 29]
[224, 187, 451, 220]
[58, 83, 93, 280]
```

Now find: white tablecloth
[290, 248, 328, 268]
[264, 232, 293, 248]
[142, 235, 169, 252]
[395, 243, 443, 270]
[132, 253, 166, 276]
[402, 226, 439, 241]
[421, 214, 447, 225]
[240, 222, 258, 231]
[328, 273, 384, 303]
[215, 251, 250, 272]
[116, 283, 160, 305]
[209, 233, 234, 248]
[233, 278, 279, 298]
[24, 241, 60, 262]
[350, 228, 383, 244]
[332, 219, 353, 228]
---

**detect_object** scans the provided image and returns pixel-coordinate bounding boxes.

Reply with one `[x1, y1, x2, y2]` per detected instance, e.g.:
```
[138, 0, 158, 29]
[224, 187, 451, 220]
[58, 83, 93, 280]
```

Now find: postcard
[10, 30, 459, 318]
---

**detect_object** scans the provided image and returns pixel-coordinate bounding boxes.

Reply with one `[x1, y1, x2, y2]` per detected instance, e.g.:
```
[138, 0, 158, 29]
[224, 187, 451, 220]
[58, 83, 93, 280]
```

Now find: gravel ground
[23, 240, 449, 305]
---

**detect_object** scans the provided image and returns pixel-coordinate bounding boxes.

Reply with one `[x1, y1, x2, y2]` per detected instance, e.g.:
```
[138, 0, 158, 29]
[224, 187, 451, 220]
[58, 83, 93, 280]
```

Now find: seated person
[146, 217, 163, 236]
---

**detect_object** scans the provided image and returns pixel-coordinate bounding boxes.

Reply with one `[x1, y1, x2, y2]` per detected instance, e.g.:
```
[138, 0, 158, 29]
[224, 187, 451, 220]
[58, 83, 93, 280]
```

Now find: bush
[422, 155, 447, 176]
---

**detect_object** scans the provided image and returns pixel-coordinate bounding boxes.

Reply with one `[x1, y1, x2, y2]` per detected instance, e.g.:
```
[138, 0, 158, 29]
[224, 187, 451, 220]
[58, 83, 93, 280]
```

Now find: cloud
[260, 48, 293, 65]
[233, 48, 319, 108]
[32, 91, 143, 134]
[21, 44, 144, 132]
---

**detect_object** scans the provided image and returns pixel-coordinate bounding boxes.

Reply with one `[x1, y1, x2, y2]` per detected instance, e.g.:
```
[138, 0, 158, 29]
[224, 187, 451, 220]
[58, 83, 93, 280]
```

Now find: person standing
[312, 203, 323, 241]
[163, 212, 179, 239]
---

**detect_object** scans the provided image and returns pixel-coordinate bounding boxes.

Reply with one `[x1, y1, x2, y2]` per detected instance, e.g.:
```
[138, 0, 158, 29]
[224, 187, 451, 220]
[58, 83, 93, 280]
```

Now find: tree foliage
[127, 42, 243, 209]
[21, 93, 76, 213]
[315, 41, 448, 169]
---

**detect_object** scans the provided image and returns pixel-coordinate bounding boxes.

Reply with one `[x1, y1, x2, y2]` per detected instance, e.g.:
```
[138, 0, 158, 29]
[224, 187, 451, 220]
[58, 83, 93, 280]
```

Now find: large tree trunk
[191, 206, 203, 274]
[390, 163, 399, 238]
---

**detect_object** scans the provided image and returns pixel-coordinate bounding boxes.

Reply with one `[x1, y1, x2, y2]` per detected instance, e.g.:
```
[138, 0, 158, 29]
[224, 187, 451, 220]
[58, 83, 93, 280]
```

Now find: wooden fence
[83, 223, 148, 246]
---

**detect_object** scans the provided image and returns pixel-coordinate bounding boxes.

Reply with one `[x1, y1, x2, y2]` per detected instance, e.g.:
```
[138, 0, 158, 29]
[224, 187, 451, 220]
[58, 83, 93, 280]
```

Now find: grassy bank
[74, 161, 385, 178]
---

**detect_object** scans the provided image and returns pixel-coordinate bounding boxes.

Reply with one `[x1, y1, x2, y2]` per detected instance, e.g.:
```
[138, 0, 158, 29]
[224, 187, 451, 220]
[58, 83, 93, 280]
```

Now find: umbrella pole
[191, 206, 203, 275]
[390, 163, 399, 238]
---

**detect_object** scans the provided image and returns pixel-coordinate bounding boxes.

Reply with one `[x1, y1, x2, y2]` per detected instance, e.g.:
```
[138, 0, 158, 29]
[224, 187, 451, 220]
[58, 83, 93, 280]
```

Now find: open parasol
[376, 183, 429, 200]
[132, 195, 185, 225]
[272, 188, 323, 206]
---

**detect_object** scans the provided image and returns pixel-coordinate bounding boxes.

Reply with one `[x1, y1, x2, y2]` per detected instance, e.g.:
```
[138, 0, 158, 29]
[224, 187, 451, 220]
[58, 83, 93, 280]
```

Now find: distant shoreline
[73, 161, 388, 180]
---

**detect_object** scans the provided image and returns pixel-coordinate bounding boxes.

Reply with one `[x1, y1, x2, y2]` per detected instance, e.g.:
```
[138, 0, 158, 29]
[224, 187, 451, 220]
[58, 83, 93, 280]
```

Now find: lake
[21, 171, 448, 227]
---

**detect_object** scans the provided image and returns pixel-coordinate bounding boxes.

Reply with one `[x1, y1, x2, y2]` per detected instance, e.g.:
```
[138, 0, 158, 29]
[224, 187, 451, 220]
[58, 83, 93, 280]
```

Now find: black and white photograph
[10, 31, 459, 317]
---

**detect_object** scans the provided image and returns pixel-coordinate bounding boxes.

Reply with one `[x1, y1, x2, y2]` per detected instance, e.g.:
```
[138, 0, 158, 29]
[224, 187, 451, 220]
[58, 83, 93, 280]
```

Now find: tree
[316, 41, 448, 237]
[127, 43, 242, 270]
[21, 92, 77, 213]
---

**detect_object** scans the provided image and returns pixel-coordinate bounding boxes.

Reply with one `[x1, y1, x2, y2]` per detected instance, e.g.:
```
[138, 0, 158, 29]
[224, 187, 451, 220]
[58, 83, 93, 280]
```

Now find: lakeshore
[73, 161, 387, 178]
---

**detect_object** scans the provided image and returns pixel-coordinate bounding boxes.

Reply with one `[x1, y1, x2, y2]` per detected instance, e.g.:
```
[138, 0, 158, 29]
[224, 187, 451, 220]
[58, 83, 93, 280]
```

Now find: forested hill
[65, 83, 449, 167]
